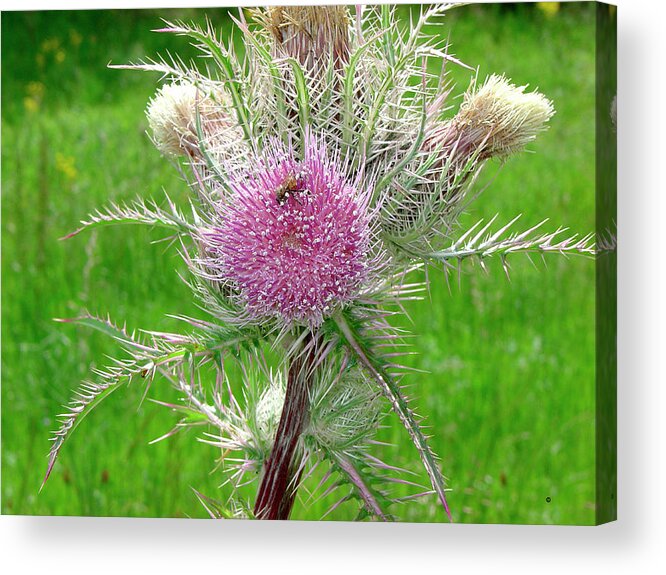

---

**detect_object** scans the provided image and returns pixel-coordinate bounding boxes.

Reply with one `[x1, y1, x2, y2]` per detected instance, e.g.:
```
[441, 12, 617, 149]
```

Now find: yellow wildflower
[27, 81, 44, 97]
[55, 153, 78, 181]
[537, 2, 560, 18]
[24, 97, 39, 114]
[69, 29, 83, 47]
[41, 37, 60, 52]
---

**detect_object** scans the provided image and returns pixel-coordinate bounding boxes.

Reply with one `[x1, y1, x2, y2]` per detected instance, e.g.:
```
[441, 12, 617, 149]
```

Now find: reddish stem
[254, 336, 315, 520]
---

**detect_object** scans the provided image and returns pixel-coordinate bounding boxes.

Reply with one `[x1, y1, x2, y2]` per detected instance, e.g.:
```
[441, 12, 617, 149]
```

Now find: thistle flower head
[260, 5, 351, 69]
[202, 134, 377, 327]
[380, 74, 555, 253]
[307, 367, 383, 451]
[454, 74, 555, 159]
[204, 363, 286, 479]
[255, 372, 285, 438]
[146, 82, 237, 158]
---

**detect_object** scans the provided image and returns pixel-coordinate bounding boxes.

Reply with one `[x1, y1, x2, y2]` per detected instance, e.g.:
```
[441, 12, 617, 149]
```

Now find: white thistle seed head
[146, 82, 239, 159]
[380, 75, 554, 257]
[454, 74, 555, 159]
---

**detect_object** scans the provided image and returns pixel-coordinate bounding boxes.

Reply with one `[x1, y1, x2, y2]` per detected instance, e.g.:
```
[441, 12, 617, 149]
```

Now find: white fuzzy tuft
[146, 83, 201, 156]
[146, 82, 241, 160]
[456, 74, 555, 158]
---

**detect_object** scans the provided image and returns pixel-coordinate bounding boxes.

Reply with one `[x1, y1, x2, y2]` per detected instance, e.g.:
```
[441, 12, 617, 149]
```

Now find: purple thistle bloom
[204, 134, 376, 326]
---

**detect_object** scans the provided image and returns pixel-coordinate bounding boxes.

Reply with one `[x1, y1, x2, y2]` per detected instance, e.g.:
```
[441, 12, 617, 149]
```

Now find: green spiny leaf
[333, 310, 452, 521]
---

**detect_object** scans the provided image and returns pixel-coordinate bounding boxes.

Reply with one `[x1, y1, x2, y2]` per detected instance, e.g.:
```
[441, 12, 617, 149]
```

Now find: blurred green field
[1, 3, 597, 524]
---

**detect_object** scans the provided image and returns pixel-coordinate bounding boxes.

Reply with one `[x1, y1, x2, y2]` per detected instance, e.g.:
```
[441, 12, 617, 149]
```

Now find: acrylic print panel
[1, 2, 616, 524]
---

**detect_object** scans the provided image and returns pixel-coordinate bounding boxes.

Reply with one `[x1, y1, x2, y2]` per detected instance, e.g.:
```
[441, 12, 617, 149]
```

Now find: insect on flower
[275, 172, 308, 206]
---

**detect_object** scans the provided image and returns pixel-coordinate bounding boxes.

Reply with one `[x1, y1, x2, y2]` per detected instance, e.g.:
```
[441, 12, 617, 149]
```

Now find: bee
[275, 173, 307, 205]
[139, 362, 154, 379]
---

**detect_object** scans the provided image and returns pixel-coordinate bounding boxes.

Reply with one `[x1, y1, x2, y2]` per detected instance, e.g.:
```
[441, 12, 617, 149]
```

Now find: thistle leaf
[334, 454, 392, 521]
[426, 215, 597, 269]
[191, 488, 253, 519]
[44, 313, 256, 489]
[61, 196, 196, 240]
[229, 13, 290, 141]
[333, 311, 452, 521]
[54, 313, 140, 348]
[341, 28, 387, 151]
[285, 57, 311, 145]
[42, 365, 135, 490]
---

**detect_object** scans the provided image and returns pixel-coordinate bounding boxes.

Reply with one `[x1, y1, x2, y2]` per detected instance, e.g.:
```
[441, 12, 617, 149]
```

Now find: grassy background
[1, 3, 597, 524]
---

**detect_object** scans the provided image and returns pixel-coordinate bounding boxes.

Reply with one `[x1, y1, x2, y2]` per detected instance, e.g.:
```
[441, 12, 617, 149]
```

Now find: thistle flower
[307, 366, 383, 451]
[201, 134, 379, 327]
[451, 74, 555, 160]
[260, 5, 351, 70]
[381, 74, 555, 253]
[146, 82, 241, 160]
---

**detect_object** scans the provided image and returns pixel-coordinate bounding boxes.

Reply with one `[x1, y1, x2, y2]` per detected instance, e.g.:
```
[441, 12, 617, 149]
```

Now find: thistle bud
[307, 368, 382, 451]
[146, 82, 239, 159]
[262, 6, 351, 70]
[256, 374, 285, 441]
[452, 74, 554, 160]
[381, 75, 554, 252]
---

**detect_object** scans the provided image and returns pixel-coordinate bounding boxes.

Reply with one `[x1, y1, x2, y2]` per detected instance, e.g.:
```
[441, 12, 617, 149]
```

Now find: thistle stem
[254, 334, 315, 520]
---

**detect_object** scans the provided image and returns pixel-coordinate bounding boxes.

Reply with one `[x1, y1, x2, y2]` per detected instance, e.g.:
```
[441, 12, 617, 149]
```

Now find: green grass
[1, 3, 597, 524]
